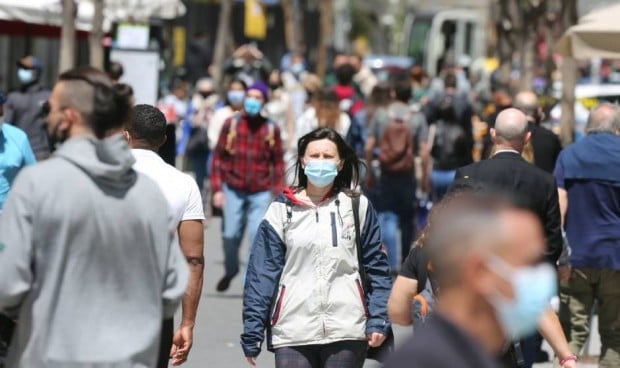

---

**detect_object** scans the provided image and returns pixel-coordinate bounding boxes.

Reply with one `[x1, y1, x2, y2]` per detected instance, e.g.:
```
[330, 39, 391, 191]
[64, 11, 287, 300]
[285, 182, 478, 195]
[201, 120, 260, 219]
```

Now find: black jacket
[386, 314, 499, 368]
[4, 82, 50, 159]
[530, 123, 562, 174]
[452, 152, 562, 263]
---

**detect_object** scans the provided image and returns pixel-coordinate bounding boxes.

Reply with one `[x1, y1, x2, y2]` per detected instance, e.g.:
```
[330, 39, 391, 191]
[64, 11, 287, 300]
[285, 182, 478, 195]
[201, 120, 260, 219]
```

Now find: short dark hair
[294, 127, 364, 190]
[335, 64, 356, 86]
[127, 104, 167, 147]
[443, 72, 457, 89]
[58, 66, 132, 139]
[392, 80, 412, 103]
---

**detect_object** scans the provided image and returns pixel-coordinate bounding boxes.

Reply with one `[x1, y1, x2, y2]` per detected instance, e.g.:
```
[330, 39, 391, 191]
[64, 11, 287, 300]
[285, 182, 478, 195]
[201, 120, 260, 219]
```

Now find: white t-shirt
[131, 149, 205, 225]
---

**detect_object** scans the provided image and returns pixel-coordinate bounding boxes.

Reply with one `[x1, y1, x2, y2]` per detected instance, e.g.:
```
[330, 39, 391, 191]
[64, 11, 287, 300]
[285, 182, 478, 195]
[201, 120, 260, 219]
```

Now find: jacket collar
[492, 150, 523, 161]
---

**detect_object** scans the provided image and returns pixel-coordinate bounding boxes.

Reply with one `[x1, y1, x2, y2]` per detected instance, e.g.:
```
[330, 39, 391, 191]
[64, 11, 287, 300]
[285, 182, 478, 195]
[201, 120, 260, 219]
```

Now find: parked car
[363, 54, 414, 83]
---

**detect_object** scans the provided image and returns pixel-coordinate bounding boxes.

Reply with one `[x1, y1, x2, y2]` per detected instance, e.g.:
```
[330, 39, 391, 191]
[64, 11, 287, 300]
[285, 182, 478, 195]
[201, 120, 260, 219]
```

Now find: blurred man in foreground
[386, 194, 557, 367]
[0, 67, 188, 367]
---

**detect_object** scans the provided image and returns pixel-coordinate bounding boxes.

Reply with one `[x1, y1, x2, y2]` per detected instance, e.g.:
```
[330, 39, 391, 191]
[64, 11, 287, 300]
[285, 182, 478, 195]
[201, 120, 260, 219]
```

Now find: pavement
[180, 215, 600, 368]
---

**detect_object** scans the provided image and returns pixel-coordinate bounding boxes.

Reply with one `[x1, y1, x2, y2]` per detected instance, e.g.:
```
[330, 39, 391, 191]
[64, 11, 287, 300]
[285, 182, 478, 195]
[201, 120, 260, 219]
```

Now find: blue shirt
[555, 141, 620, 270]
[0, 122, 36, 213]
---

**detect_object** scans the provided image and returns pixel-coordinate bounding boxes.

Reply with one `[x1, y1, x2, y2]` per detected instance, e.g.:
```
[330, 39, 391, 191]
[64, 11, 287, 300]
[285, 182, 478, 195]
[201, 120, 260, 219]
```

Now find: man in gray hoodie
[0, 66, 188, 367]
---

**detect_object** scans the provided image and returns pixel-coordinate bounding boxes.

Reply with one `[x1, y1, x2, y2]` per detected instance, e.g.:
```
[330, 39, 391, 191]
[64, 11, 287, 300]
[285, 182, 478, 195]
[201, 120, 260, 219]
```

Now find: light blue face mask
[291, 63, 304, 75]
[486, 255, 557, 339]
[304, 160, 339, 188]
[227, 90, 245, 106]
[17, 68, 35, 84]
[244, 97, 263, 116]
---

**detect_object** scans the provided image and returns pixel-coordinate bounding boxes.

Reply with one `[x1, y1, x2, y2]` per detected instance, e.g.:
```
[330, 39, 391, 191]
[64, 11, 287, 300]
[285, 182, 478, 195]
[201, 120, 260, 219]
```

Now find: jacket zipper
[271, 285, 286, 325]
[330, 212, 337, 247]
[355, 279, 369, 317]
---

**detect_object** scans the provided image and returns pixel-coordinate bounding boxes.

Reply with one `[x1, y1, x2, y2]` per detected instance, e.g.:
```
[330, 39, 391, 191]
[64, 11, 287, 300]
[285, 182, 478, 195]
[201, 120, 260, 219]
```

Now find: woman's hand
[246, 357, 257, 366]
[367, 332, 386, 347]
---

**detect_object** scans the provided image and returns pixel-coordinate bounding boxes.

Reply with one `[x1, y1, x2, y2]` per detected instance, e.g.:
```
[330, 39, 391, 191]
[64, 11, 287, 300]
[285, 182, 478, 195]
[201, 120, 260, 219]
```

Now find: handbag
[351, 195, 395, 362]
[186, 126, 209, 154]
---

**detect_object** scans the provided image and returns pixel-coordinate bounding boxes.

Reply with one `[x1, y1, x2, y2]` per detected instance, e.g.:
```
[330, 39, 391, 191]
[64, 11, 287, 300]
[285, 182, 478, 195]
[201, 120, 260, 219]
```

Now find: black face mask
[269, 83, 281, 91]
[199, 91, 213, 99]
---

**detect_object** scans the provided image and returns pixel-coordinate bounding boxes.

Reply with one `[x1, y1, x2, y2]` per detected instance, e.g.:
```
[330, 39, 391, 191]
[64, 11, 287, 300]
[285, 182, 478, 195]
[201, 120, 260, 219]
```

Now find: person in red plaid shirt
[211, 81, 285, 292]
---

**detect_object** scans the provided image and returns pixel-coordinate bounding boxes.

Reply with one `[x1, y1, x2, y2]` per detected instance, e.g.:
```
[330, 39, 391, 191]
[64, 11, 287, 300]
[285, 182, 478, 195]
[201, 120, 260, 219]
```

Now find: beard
[47, 121, 70, 151]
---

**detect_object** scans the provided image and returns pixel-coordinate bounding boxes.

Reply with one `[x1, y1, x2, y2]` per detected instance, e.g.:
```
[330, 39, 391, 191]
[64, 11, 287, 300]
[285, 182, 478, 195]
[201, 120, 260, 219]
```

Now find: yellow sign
[244, 0, 267, 40]
[173, 26, 186, 67]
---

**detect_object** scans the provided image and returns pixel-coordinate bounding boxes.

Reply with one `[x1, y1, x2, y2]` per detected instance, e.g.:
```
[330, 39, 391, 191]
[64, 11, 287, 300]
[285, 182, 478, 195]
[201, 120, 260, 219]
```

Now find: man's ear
[465, 252, 496, 296]
[524, 131, 532, 144]
[158, 134, 167, 148]
[490, 128, 497, 140]
[122, 130, 131, 143]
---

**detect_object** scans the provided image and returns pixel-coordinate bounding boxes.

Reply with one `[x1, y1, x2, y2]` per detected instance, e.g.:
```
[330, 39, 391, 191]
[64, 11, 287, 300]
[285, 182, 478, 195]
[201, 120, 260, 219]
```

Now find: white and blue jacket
[241, 188, 392, 357]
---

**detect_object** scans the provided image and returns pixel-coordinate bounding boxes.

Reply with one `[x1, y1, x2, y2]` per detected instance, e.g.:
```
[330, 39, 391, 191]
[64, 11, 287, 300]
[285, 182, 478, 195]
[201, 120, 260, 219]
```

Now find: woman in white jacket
[242, 128, 392, 368]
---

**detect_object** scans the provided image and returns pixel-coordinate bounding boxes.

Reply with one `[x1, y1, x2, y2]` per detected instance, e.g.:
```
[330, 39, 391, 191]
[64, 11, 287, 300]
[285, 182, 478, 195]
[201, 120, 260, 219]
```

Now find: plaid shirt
[211, 114, 284, 194]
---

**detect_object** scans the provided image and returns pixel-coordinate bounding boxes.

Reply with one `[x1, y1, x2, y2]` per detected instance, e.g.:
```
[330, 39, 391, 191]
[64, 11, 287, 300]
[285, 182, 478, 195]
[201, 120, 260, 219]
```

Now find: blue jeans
[188, 151, 209, 193]
[221, 184, 272, 277]
[378, 211, 414, 271]
[431, 169, 456, 201]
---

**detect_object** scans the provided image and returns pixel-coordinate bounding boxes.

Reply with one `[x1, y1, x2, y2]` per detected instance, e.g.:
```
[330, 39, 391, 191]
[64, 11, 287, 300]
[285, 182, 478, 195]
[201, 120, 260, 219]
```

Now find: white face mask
[18, 68, 35, 84]
[485, 255, 557, 339]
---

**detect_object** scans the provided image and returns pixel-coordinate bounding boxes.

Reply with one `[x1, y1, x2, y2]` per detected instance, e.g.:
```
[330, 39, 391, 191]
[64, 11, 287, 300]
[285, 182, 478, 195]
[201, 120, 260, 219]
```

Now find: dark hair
[58, 66, 132, 139]
[107, 62, 124, 81]
[392, 80, 412, 103]
[295, 128, 363, 190]
[335, 63, 356, 86]
[225, 79, 248, 106]
[436, 95, 457, 122]
[443, 72, 457, 89]
[127, 104, 167, 147]
[114, 83, 134, 101]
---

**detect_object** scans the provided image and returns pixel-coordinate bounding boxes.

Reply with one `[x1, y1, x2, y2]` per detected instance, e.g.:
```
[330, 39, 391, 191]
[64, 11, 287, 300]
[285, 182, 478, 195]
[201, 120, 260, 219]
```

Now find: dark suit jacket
[452, 152, 562, 263]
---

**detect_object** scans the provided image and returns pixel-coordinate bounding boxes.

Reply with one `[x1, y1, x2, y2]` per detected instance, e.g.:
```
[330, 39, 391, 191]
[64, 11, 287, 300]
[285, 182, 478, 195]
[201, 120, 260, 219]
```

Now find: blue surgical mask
[304, 160, 339, 188]
[227, 90, 245, 106]
[18, 68, 35, 84]
[291, 63, 304, 75]
[486, 255, 557, 339]
[244, 97, 263, 116]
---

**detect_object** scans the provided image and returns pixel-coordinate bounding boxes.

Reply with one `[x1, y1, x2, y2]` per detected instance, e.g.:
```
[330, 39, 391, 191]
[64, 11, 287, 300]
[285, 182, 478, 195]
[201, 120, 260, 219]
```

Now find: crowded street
[1, 0, 619, 367]
[181, 214, 601, 368]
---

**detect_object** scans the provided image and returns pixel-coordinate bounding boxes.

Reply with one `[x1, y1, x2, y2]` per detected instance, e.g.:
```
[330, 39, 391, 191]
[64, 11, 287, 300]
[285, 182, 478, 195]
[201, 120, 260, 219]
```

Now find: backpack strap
[352, 195, 367, 292]
[265, 119, 275, 149]
[225, 112, 241, 155]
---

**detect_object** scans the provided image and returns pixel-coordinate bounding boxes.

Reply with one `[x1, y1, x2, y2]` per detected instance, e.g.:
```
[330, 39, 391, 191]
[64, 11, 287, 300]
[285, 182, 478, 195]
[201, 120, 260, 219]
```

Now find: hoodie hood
[561, 133, 620, 186]
[54, 134, 137, 189]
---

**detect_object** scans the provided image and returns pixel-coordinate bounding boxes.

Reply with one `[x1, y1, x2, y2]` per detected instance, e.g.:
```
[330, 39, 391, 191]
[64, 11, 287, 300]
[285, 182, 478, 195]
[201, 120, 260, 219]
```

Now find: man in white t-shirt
[125, 104, 205, 367]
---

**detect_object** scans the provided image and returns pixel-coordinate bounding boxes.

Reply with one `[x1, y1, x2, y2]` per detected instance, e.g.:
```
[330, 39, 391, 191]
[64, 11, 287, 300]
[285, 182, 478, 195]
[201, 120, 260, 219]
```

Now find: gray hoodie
[0, 134, 188, 367]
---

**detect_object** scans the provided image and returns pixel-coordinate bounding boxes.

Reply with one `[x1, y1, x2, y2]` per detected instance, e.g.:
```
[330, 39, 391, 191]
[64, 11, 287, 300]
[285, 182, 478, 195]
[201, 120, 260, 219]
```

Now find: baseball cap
[17, 55, 43, 70]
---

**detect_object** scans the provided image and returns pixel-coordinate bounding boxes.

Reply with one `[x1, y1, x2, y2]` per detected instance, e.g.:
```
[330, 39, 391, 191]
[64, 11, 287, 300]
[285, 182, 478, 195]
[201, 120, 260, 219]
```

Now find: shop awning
[0, 0, 186, 31]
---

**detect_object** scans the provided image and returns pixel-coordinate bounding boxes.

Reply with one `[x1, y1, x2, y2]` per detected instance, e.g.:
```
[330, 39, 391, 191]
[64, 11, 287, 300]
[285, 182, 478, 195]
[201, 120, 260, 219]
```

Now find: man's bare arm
[170, 219, 204, 365]
[387, 276, 418, 326]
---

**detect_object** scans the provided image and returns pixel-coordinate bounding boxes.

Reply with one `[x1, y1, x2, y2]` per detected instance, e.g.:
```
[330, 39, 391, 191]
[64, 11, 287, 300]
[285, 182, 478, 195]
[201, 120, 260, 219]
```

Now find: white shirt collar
[494, 149, 520, 155]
